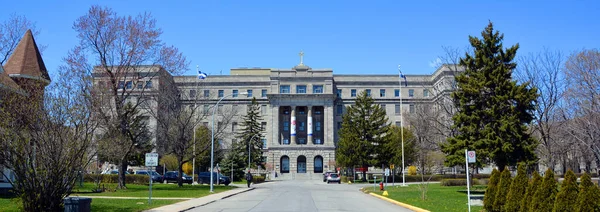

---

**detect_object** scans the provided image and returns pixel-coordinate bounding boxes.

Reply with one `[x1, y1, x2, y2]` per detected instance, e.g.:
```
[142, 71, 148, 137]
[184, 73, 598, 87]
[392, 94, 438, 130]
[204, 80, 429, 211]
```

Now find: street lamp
[398, 65, 407, 187]
[210, 92, 247, 193]
[248, 133, 261, 171]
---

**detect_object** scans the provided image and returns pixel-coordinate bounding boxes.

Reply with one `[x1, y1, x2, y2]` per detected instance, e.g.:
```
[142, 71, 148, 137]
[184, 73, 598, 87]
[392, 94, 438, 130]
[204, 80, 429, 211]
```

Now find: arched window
[314, 156, 323, 173]
[297, 155, 306, 173]
[280, 156, 290, 173]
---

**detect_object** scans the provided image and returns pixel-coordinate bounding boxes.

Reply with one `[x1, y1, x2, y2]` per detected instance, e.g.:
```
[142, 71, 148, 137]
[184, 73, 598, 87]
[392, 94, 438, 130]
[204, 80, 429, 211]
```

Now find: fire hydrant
[379, 182, 384, 191]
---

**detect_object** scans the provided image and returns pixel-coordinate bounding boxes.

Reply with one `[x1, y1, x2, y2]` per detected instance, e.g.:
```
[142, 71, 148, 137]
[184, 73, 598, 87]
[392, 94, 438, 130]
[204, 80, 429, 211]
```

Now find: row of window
[190, 89, 268, 98]
[336, 104, 416, 115]
[279, 85, 324, 94]
[280, 155, 325, 173]
[97, 80, 153, 89]
[336, 88, 429, 98]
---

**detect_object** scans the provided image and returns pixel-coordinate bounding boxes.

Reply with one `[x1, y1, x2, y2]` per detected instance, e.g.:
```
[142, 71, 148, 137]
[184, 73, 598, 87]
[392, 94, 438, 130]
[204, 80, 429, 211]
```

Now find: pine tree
[235, 97, 264, 170]
[336, 91, 390, 181]
[220, 140, 246, 181]
[553, 170, 579, 212]
[484, 168, 501, 212]
[520, 171, 542, 212]
[441, 21, 539, 169]
[575, 172, 600, 212]
[505, 163, 528, 212]
[494, 167, 513, 211]
[530, 168, 557, 212]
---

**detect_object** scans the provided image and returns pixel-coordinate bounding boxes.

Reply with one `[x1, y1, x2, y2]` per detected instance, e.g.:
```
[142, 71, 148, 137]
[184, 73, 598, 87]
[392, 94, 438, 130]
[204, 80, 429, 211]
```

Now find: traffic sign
[467, 151, 476, 163]
[390, 164, 394, 169]
[145, 153, 158, 167]
[385, 168, 390, 176]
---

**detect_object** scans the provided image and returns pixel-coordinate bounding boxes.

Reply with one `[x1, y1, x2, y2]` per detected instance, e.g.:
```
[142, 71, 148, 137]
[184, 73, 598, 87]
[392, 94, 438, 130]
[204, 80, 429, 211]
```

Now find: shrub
[493, 167, 512, 211]
[520, 171, 541, 212]
[440, 179, 468, 186]
[553, 170, 579, 212]
[484, 168, 500, 212]
[182, 162, 193, 175]
[575, 172, 600, 212]
[408, 166, 417, 175]
[505, 163, 528, 212]
[530, 168, 557, 212]
[84, 174, 149, 185]
[341, 176, 354, 183]
[252, 175, 265, 184]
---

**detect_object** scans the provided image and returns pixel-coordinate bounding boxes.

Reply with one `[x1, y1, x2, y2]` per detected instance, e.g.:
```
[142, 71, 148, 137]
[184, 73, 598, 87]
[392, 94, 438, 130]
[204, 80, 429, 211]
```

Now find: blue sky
[2, 0, 599, 76]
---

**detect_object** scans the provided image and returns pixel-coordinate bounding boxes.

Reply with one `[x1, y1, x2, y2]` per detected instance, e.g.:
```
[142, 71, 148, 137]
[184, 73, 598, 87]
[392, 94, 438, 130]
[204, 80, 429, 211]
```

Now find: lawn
[71, 182, 233, 198]
[0, 197, 181, 212]
[371, 183, 485, 212]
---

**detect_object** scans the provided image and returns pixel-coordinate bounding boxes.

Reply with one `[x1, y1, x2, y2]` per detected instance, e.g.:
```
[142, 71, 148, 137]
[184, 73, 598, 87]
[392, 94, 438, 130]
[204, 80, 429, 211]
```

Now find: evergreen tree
[553, 170, 579, 212]
[484, 168, 501, 212]
[336, 91, 390, 181]
[530, 168, 557, 212]
[520, 171, 542, 212]
[494, 167, 513, 211]
[441, 21, 539, 169]
[506, 163, 528, 212]
[382, 126, 416, 169]
[575, 172, 600, 212]
[235, 97, 264, 169]
[220, 140, 246, 181]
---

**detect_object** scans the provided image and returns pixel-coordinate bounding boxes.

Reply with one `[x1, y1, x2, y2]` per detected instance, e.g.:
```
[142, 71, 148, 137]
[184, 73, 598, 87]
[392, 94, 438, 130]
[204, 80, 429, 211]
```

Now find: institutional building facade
[105, 60, 458, 179]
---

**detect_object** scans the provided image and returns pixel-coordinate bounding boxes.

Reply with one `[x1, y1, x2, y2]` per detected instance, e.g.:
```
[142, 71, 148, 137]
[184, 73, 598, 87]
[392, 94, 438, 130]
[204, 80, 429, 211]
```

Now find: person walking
[245, 171, 253, 188]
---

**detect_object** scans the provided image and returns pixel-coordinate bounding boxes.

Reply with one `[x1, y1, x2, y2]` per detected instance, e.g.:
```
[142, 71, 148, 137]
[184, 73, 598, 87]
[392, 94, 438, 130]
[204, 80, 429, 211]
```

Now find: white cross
[299, 51, 304, 65]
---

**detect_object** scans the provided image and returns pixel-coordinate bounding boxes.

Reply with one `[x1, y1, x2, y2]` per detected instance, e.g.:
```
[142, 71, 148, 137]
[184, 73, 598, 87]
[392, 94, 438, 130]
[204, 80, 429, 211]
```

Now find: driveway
[188, 180, 414, 212]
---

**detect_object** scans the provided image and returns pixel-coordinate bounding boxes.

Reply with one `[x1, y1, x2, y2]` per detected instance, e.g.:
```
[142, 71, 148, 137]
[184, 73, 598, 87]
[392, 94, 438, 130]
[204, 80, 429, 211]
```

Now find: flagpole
[398, 65, 406, 187]
[192, 65, 199, 185]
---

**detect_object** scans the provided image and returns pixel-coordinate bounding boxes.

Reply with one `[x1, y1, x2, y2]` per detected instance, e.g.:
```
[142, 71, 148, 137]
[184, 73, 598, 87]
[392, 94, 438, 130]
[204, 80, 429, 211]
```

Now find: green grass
[0, 197, 181, 212]
[71, 182, 233, 198]
[371, 183, 484, 212]
[0, 197, 21, 212]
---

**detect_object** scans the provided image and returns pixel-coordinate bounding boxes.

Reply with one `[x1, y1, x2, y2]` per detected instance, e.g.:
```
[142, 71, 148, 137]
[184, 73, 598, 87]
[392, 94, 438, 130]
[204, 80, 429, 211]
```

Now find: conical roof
[0, 65, 25, 94]
[3, 29, 50, 82]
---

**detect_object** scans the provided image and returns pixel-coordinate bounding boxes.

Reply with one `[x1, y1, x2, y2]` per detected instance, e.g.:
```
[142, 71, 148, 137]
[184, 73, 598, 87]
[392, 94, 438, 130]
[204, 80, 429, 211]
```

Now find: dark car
[198, 172, 230, 186]
[164, 171, 193, 184]
[135, 170, 163, 183]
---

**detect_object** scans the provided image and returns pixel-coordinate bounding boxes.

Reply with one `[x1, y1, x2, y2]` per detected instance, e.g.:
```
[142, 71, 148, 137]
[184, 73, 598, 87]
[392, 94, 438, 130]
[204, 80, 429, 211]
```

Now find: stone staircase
[274, 172, 322, 181]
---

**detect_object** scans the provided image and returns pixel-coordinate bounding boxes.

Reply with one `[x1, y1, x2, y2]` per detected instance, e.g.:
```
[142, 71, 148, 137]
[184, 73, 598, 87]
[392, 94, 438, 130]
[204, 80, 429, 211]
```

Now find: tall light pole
[248, 134, 260, 172]
[210, 92, 247, 192]
[398, 65, 407, 187]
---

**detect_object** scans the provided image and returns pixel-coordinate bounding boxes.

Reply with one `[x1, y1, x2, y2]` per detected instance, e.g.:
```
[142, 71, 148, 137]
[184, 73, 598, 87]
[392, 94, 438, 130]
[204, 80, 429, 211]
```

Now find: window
[298, 138, 306, 145]
[218, 139, 224, 148]
[218, 105, 223, 114]
[261, 105, 267, 114]
[280, 85, 290, 93]
[336, 89, 342, 98]
[137, 81, 143, 89]
[261, 122, 267, 131]
[125, 81, 132, 89]
[409, 89, 414, 97]
[316, 122, 321, 132]
[232, 122, 237, 132]
[283, 138, 290, 145]
[145, 81, 153, 89]
[261, 89, 267, 97]
[395, 121, 401, 127]
[337, 105, 343, 115]
[218, 90, 224, 97]
[395, 104, 400, 114]
[315, 138, 322, 144]
[380, 89, 386, 97]
[281, 156, 290, 173]
[337, 122, 342, 129]
[190, 90, 196, 98]
[118, 81, 125, 89]
[314, 156, 323, 173]
[283, 122, 289, 131]
[299, 121, 305, 131]
[296, 85, 306, 93]
[351, 89, 357, 97]
[247, 89, 253, 97]
[410, 104, 415, 113]
[204, 90, 210, 97]
[232, 90, 238, 97]
[394, 89, 400, 97]
[366, 89, 371, 97]
[313, 85, 323, 94]
[381, 104, 386, 111]
[262, 139, 267, 149]
[204, 105, 209, 113]
[423, 89, 429, 97]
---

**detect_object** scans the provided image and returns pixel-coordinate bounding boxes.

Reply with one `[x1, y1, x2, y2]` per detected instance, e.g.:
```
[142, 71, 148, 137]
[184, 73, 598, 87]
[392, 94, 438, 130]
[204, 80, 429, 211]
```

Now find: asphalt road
[189, 180, 413, 212]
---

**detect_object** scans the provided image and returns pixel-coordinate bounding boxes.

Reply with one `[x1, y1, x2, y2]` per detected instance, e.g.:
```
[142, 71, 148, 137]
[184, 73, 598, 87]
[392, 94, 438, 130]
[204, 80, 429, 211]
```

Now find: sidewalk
[145, 185, 255, 212]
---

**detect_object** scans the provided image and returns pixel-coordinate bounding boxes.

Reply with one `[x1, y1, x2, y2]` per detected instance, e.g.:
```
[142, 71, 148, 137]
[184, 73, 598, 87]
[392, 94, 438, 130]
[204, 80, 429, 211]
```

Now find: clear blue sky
[2, 0, 599, 76]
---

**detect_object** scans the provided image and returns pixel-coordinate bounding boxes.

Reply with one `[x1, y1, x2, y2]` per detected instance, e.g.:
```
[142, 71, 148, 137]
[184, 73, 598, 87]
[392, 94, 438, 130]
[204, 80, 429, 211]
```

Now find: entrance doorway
[297, 155, 306, 173]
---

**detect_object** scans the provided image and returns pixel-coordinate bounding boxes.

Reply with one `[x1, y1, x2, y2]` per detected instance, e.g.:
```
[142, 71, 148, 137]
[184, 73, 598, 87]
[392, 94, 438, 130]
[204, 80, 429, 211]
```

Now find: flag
[198, 70, 207, 80]
[399, 71, 407, 86]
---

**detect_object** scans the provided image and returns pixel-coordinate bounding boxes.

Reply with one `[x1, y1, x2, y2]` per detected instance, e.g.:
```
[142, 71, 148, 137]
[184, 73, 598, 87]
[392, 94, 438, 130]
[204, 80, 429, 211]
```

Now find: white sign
[385, 168, 390, 176]
[145, 153, 158, 167]
[467, 151, 476, 163]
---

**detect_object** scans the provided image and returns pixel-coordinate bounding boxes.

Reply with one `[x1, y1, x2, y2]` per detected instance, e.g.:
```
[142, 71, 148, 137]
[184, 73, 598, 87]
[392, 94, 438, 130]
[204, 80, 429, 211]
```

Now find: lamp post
[210, 92, 247, 193]
[248, 134, 260, 172]
[398, 65, 407, 187]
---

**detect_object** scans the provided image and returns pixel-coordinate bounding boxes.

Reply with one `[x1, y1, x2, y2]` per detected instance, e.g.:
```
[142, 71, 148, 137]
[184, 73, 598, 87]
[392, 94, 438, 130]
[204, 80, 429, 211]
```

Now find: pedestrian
[245, 171, 253, 188]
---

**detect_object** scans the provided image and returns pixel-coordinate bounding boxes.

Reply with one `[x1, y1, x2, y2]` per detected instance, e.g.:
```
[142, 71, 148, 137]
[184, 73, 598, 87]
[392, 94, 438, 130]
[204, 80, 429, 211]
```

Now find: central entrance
[297, 155, 306, 173]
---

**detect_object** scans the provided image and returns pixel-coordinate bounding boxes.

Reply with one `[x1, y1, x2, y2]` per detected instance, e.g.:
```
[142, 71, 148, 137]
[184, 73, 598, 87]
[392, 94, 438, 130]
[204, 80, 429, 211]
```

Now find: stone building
[95, 55, 458, 180]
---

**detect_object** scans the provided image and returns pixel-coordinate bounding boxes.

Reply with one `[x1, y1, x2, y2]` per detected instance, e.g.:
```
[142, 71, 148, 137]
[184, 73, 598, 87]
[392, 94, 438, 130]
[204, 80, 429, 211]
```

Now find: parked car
[198, 172, 231, 186]
[164, 171, 193, 184]
[104, 170, 130, 175]
[326, 173, 341, 184]
[135, 170, 164, 183]
[323, 171, 335, 182]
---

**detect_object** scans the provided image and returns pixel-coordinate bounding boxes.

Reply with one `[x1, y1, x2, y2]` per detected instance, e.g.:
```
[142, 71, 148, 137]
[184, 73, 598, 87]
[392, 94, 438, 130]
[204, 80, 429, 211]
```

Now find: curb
[367, 192, 430, 212]
[181, 187, 256, 211]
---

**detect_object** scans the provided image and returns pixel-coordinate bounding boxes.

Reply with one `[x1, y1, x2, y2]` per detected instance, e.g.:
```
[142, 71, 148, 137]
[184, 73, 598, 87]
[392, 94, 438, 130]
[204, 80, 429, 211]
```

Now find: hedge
[439, 178, 487, 186]
[341, 176, 354, 183]
[84, 174, 150, 185]
[252, 176, 265, 184]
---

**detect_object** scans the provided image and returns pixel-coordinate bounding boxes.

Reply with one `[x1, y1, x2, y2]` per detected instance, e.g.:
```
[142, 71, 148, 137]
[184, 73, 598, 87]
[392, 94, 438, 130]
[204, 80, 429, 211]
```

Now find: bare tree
[0, 62, 97, 211]
[64, 5, 188, 189]
[0, 14, 44, 65]
[406, 103, 440, 174]
[516, 49, 566, 172]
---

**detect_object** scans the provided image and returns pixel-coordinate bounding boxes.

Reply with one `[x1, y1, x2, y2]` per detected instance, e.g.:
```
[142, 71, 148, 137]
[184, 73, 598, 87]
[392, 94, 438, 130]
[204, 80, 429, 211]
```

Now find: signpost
[465, 150, 476, 212]
[384, 168, 390, 187]
[391, 164, 395, 186]
[145, 153, 158, 204]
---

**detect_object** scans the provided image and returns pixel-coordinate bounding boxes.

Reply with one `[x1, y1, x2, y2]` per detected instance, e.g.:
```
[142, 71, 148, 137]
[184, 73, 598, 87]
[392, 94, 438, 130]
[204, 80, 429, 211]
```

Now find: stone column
[307, 106, 313, 145]
[291, 106, 296, 145]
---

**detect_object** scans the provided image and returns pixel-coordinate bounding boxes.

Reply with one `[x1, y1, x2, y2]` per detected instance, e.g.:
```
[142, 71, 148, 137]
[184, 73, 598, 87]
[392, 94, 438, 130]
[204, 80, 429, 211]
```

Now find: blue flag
[198, 70, 207, 80]
[399, 72, 407, 86]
